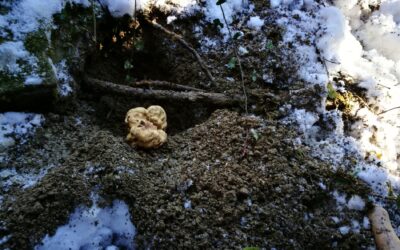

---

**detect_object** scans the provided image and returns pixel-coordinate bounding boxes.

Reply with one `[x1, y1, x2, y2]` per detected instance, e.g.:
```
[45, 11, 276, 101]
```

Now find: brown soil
[1, 105, 374, 249]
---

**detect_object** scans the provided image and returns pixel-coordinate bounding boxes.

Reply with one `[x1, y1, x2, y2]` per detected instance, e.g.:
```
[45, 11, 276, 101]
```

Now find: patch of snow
[184, 199, 192, 209]
[202, 0, 254, 37]
[75, 117, 83, 126]
[115, 166, 135, 175]
[0, 41, 37, 75]
[351, 220, 361, 233]
[167, 15, 177, 24]
[100, 0, 138, 17]
[347, 195, 365, 210]
[0, 0, 90, 84]
[246, 198, 252, 207]
[331, 216, 340, 224]
[101, 0, 198, 17]
[318, 182, 326, 190]
[204, 0, 244, 24]
[363, 216, 370, 229]
[36, 199, 136, 250]
[358, 0, 400, 62]
[0, 112, 44, 149]
[0, 166, 52, 192]
[24, 76, 43, 85]
[275, 6, 327, 86]
[2, 0, 90, 39]
[238, 46, 249, 55]
[247, 16, 264, 30]
[275, 0, 400, 196]
[0, 235, 11, 245]
[339, 226, 350, 235]
[286, 109, 318, 135]
[333, 190, 346, 206]
[270, 0, 282, 8]
[51, 59, 73, 96]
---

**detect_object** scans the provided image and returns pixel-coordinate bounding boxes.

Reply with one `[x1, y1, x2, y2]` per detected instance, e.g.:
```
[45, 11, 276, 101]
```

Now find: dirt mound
[1, 107, 374, 249]
[102, 110, 374, 249]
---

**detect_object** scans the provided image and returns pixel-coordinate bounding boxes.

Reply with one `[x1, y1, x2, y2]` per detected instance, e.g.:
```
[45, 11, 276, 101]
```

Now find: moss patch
[0, 72, 24, 95]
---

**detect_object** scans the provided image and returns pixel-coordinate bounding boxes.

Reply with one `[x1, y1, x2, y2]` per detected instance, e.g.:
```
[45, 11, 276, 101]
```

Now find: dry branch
[84, 76, 242, 106]
[145, 18, 215, 84]
[128, 80, 203, 92]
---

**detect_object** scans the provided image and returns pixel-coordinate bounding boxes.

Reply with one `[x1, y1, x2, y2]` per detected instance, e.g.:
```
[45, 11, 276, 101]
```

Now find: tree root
[84, 76, 242, 107]
[127, 80, 203, 92]
[145, 18, 215, 84]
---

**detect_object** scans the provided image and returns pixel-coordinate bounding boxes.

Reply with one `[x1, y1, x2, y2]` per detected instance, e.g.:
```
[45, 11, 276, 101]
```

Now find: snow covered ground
[272, 0, 400, 196]
[0, 0, 90, 93]
[35, 196, 136, 250]
[0, 112, 44, 149]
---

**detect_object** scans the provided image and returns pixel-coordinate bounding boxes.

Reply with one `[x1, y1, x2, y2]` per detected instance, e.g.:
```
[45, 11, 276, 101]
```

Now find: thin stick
[91, 0, 97, 43]
[378, 106, 400, 116]
[134, 0, 136, 22]
[377, 83, 391, 89]
[128, 80, 203, 92]
[84, 76, 242, 106]
[219, 5, 248, 114]
[323, 57, 340, 65]
[145, 18, 215, 84]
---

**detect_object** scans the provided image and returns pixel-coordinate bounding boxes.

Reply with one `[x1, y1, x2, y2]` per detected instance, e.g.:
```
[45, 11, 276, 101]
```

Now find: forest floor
[0, 3, 391, 250]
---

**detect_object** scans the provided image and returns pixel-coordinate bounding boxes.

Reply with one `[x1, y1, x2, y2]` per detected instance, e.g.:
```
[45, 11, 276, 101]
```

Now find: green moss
[0, 2, 92, 98]
[37, 55, 57, 85]
[22, 29, 57, 87]
[51, 2, 93, 64]
[24, 30, 49, 55]
[0, 72, 24, 94]
[0, 30, 56, 96]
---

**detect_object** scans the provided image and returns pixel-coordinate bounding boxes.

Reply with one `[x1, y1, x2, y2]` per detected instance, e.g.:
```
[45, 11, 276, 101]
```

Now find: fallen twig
[84, 76, 242, 106]
[128, 80, 203, 92]
[145, 18, 215, 84]
[378, 106, 400, 116]
[323, 57, 340, 65]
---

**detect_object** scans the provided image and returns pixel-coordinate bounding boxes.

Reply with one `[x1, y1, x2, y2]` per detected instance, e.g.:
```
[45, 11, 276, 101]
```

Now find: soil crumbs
[0, 103, 374, 249]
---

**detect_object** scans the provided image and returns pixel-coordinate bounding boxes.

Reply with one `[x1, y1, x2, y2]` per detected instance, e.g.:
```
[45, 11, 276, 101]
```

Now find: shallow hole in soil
[89, 95, 217, 136]
[82, 15, 219, 135]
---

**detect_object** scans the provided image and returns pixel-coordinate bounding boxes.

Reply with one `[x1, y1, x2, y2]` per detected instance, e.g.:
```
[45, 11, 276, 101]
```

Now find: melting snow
[0, 112, 44, 149]
[273, 0, 400, 196]
[0, 0, 90, 86]
[0, 166, 52, 192]
[36, 198, 136, 250]
[347, 195, 365, 211]
[247, 16, 264, 30]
